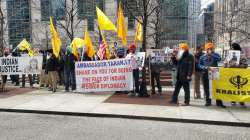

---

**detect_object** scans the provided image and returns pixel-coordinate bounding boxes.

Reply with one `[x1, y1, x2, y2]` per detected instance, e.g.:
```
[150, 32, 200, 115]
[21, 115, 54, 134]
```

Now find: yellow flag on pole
[134, 19, 143, 42]
[71, 38, 85, 59]
[17, 39, 34, 56]
[117, 3, 127, 46]
[84, 30, 95, 58]
[49, 17, 61, 58]
[96, 7, 117, 31]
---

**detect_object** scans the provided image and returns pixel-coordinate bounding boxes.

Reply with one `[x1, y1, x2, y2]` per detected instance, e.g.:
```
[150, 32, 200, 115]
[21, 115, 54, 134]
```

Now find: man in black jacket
[150, 55, 162, 95]
[46, 50, 58, 92]
[64, 46, 78, 92]
[170, 43, 194, 106]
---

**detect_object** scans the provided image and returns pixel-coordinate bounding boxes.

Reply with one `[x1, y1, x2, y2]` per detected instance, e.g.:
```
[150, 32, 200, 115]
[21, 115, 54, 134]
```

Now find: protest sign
[211, 68, 250, 102]
[225, 50, 241, 66]
[135, 52, 146, 68]
[75, 58, 133, 93]
[147, 49, 165, 63]
[0, 56, 43, 75]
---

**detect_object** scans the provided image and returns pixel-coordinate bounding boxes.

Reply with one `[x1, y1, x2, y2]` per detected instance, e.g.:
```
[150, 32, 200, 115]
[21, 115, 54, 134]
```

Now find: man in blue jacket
[199, 43, 225, 108]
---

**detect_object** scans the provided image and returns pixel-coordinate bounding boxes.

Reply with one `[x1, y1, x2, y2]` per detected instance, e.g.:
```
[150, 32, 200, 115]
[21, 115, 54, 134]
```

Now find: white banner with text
[0, 56, 43, 75]
[75, 59, 133, 93]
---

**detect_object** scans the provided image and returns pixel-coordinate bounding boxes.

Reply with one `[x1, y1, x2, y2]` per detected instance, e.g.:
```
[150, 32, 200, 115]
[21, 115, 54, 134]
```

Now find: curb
[0, 108, 250, 127]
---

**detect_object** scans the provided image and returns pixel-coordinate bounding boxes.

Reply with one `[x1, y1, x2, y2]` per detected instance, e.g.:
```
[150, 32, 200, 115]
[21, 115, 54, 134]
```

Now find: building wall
[0, 0, 8, 48]
[6, 0, 31, 49]
[159, 0, 189, 48]
[214, 0, 250, 55]
[188, 0, 201, 48]
[2, 0, 154, 50]
[196, 3, 214, 47]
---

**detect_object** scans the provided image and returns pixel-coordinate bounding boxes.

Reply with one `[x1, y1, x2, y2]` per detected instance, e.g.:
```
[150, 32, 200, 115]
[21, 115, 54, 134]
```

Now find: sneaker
[135, 93, 140, 97]
[128, 92, 135, 97]
[181, 103, 190, 106]
[151, 92, 156, 95]
[72, 90, 77, 93]
[169, 101, 178, 105]
[62, 90, 69, 92]
[231, 102, 236, 106]
[143, 94, 150, 97]
[205, 102, 211, 106]
[217, 104, 226, 108]
[240, 102, 246, 108]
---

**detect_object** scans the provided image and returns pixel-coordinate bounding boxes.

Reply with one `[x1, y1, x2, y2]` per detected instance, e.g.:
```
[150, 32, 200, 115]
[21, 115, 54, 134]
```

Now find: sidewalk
[0, 85, 250, 125]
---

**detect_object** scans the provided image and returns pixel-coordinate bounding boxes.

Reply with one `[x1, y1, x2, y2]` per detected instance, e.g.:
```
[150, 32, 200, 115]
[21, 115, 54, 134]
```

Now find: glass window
[41, 0, 65, 21]
[160, 0, 188, 46]
[87, 16, 95, 31]
[7, 0, 31, 48]
[77, 0, 105, 19]
[78, 0, 104, 31]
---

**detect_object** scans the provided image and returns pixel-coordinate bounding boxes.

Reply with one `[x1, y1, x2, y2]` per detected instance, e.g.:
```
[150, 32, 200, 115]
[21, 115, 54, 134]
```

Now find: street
[0, 112, 249, 140]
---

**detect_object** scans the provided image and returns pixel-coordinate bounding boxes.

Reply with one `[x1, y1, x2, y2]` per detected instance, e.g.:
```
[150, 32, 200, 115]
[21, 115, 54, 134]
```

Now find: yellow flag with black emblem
[212, 68, 250, 102]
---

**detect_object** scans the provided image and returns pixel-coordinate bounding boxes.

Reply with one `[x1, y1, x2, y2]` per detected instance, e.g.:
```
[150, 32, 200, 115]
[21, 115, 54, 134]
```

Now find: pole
[148, 54, 152, 97]
[193, 42, 197, 99]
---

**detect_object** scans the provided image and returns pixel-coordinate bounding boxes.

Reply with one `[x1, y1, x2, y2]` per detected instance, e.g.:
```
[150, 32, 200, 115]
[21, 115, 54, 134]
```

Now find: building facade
[159, 0, 189, 48]
[214, 0, 250, 57]
[188, 0, 201, 49]
[159, 0, 201, 49]
[1, 0, 146, 50]
[196, 2, 214, 47]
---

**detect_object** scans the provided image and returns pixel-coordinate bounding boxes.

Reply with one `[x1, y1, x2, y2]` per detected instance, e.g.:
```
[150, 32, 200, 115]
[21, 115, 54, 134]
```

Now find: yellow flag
[71, 38, 85, 58]
[49, 17, 61, 58]
[18, 39, 31, 51]
[117, 3, 127, 46]
[96, 7, 117, 31]
[212, 68, 250, 102]
[84, 30, 95, 58]
[134, 19, 143, 42]
[17, 39, 34, 56]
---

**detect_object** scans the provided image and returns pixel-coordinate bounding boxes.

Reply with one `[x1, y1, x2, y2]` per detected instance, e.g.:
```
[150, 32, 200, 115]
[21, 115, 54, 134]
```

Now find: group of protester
[170, 42, 248, 108]
[0, 43, 144, 93]
[1, 41, 248, 108]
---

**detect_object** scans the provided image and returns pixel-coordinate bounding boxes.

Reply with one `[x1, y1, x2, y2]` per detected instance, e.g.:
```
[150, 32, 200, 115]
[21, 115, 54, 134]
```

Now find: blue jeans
[64, 69, 76, 91]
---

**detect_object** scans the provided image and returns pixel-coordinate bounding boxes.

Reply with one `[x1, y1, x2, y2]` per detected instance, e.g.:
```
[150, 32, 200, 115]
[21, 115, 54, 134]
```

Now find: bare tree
[56, 0, 84, 42]
[122, 0, 160, 95]
[0, 0, 4, 56]
[215, 0, 250, 48]
[147, 0, 167, 49]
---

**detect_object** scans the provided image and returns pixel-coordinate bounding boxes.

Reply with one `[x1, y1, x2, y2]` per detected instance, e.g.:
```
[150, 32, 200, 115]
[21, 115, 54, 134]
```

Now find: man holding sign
[126, 44, 141, 97]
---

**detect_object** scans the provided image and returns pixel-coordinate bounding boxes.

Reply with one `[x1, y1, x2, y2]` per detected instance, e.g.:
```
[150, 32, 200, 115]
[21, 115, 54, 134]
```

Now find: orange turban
[129, 44, 136, 51]
[179, 43, 189, 51]
[205, 43, 215, 50]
